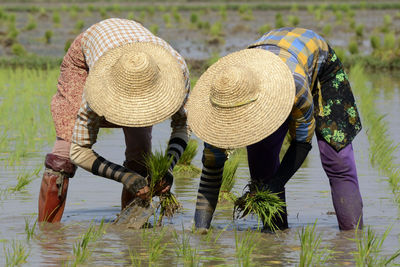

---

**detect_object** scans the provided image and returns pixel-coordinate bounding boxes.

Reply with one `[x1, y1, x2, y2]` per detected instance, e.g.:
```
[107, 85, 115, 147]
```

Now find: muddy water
[1, 72, 400, 266]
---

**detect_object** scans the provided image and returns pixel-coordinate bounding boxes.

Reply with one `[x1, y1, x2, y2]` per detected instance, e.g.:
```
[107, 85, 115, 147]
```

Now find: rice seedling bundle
[145, 150, 181, 223]
[233, 188, 286, 231]
[219, 151, 240, 202]
[173, 139, 200, 177]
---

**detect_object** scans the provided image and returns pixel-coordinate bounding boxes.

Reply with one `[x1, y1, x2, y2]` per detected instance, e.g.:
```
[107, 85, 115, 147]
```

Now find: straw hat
[186, 49, 295, 149]
[84, 42, 186, 127]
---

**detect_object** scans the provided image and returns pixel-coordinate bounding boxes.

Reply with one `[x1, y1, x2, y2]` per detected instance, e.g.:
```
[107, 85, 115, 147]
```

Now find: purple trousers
[247, 123, 363, 230]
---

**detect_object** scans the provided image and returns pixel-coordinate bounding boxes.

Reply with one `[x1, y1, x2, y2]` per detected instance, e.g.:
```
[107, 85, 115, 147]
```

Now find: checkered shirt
[72, 18, 190, 148]
[248, 27, 330, 143]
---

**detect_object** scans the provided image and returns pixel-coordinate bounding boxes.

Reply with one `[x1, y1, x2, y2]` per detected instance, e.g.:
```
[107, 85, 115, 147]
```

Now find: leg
[317, 138, 363, 230]
[246, 122, 289, 229]
[38, 139, 76, 222]
[121, 126, 152, 210]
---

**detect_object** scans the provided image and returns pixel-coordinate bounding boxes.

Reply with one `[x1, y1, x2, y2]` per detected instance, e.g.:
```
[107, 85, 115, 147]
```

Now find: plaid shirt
[249, 27, 330, 143]
[72, 18, 190, 149]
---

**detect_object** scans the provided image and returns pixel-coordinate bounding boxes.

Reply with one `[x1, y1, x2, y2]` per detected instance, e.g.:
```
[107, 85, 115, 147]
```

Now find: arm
[267, 77, 315, 192]
[70, 100, 148, 196]
[194, 143, 227, 229]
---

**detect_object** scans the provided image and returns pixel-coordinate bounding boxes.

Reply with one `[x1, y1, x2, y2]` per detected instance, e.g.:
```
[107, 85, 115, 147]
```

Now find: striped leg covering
[194, 143, 227, 229]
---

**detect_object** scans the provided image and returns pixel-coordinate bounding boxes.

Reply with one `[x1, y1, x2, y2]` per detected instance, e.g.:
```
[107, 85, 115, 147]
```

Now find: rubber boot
[38, 154, 76, 223]
[121, 160, 148, 210]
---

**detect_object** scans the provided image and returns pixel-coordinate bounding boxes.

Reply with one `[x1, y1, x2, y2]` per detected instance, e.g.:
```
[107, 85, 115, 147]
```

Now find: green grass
[3, 240, 29, 266]
[234, 188, 286, 231]
[352, 226, 400, 266]
[298, 220, 332, 266]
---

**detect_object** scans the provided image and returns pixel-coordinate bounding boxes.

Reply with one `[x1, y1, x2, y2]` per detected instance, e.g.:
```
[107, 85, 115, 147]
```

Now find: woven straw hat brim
[187, 49, 295, 149]
[85, 42, 186, 127]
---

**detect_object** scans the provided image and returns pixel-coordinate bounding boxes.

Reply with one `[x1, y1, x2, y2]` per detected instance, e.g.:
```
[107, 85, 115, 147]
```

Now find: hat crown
[111, 51, 160, 96]
[210, 66, 259, 108]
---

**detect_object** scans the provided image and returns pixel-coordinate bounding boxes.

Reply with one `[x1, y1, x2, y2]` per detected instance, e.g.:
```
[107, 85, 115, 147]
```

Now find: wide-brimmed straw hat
[186, 49, 295, 149]
[84, 42, 186, 127]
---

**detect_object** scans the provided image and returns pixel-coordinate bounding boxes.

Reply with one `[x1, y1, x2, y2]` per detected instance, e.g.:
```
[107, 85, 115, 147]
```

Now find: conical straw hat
[84, 42, 186, 127]
[187, 49, 295, 149]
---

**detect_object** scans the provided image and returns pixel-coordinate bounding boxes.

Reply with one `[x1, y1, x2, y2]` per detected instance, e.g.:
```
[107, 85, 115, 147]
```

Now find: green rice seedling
[69, 9, 78, 20]
[149, 24, 158, 35]
[383, 32, 396, 50]
[219, 5, 227, 21]
[290, 3, 299, 12]
[112, 4, 121, 14]
[127, 12, 134, 20]
[3, 240, 29, 266]
[289, 15, 300, 27]
[100, 8, 107, 19]
[74, 20, 85, 33]
[210, 21, 223, 37]
[234, 188, 286, 231]
[234, 229, 257, 267]
[24, 217, 37, 241]
[238, 5, 249, 15]
[64, 39, 72, 52]
[396, 12, 400, 19]
[306, 5, 314, 14]
[174, 139, 200, 177]
[38, 7, 47, 18]
[355, 24, 364, 38]
[298, 220, 332, 266]
[147, 6, 155, 17]
[348, 40, 359, 55]
[71, 220, 106, 266]
[258, 24, 271, 35]
[352, 226, 400, 266]
[141, 226, 167, 266]
[322, 24, 332, 37]
[139, 11, 146, 22]
[87, 4, 95, 13]
[334, 47, 346, 63]
[11, 43, 27, 57]
[173, 225, 201, 266]
[163, 13, 172, 28]
[335, 10, 343, 25]
[370, 35, 381, 52]
[314, 9, 323, 21]
[241, 9, 254, 21]
[44, 30, 53, 44]
[52, 11, 61, 27]
[172, 8, 181, 23]
[8, 169, 38, 193]
[275, 13, 285, 28]
[145, 150, 181, 223]
[190, 12, 199, 25]
[349, 19, 356, 30]
[346, 10, 355, 20]
[128, 248, 142, 267]
[24, 15, 37, 31]
[219, 152, 240, 202]
[350, 65, 400, 205]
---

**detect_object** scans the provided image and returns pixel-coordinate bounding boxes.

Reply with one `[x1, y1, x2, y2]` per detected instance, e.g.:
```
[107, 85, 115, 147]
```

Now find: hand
[154, 168, 174, 195]
[135, 185, 150, 200]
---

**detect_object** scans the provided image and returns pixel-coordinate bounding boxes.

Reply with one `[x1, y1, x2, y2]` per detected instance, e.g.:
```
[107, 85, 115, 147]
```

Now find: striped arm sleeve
[194, 143, 227, 229]
[70, 143, 147, 194]
[167, 105, 190, 169]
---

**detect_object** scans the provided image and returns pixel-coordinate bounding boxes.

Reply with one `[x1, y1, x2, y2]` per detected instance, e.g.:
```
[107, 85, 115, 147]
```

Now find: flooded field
[0, 69, 399, 266]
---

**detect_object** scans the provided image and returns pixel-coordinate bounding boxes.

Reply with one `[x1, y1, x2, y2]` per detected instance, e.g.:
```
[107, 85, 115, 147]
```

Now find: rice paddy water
[0, 67, 399, 265]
